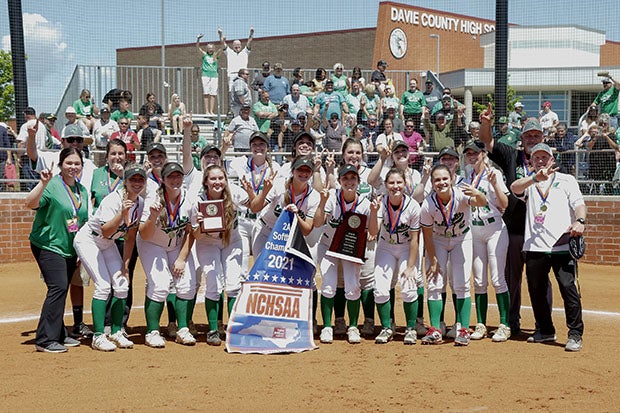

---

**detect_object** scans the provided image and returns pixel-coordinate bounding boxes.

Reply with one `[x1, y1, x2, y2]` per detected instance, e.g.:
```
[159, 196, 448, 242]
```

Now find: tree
[0, 50, 15, 122]
[472, 80, 521, 121]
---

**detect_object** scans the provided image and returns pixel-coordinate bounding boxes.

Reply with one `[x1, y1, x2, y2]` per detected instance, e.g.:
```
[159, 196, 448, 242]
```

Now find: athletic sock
[227, 296, 237, 316]
[205, 298, 219, 332]
[110, 297, 126, 334]
[376, 301, 391, 329]
[144, 297, 165, 333]
[166, 293, 177, 323]
[91, 299, 107, 334]
[416, 287, 425, 319]
[496, 291, 510, 326]
[334, 288, 346, 318]
[360, 289, 375, 320]
[347, 299, 361, 327]
[428, 299, 443, 329]
[175, 298, 190, 329]
[389, 288, 396, 323]
[403, 300, 417, 328]
[475, 293, 488, 325]
[455, 297, 472, 329]
[72, 305, 83, 326]
[321, 296, 335, 327]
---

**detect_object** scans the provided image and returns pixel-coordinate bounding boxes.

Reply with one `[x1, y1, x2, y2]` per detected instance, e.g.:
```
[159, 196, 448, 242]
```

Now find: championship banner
[226, 211, 317, 354]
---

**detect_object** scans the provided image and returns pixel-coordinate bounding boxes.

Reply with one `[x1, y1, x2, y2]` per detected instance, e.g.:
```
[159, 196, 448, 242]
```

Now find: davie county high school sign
[390, 6, 495, 36]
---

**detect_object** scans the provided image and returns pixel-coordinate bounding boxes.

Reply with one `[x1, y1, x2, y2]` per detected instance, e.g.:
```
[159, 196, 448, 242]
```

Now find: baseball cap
[147, 142, 167, 155]
[464, 140, 485, 153]
[100, 107, 110, 113]
[250, 131, 269, 144]
[514, 102, 524, 108]
[291, 119, 301, 126]
[425, 79, 433, 84]
[438, 146, 459, 159]
[46, 113, 57, 120]
[602, 77, 612, 84]
[442, 94, 452, 101]
[293, 131, 315, 146]
[161, 162, 184, 178]
[292, 157, 313, 170]
[200, 145, 221, 158]
[377, 60, 388, 67]
[273, 63, 283, 70]
[296, 112, 307, 119]
[522, 119, 543, 135]
[391, 140, 409, 152]
[62, 123, 85, 138]
[124, 165, 147, 180]
[65, 106, 77, 114]
[23, 106, 36, 115]
[497, 116, 509, 124]
[338, 164, 360, 178]
[542, 101, 552, 108]
[240, 103, 251, 111]
[330, 112, 340, 120]
[530, 143, 553, 156]
[356, 123, 366, 130]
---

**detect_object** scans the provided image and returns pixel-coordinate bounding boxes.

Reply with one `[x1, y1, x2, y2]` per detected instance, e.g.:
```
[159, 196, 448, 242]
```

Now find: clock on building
[389, 28, 407, 59]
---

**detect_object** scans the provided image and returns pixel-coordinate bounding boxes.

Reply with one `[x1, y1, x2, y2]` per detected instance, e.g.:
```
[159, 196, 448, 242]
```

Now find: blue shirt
[263, 75, 290, 104]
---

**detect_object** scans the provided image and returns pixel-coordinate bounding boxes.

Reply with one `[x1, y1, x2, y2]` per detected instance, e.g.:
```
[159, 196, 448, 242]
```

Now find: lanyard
[535, 173, 556, 211]
[250, 158, 268, 193]
[107, 166, 122, 193]
[290, 185, 310, 209]
[125, 197, 140, 227]
[471, 168, 486, 189]
[436, 189, 455, 228]
[386, 196, 404, 235]
[338, 189, 358, 215]
[149, 172, 161, 186]
[164, 190, 182, 228]
[61, 177, 81, 217]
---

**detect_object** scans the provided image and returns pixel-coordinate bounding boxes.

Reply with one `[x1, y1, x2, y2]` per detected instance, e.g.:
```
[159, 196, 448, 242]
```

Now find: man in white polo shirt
[218, 26, 254, 91]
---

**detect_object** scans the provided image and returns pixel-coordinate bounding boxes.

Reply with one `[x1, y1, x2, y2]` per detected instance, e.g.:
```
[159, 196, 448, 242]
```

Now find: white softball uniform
[373, 195, 421, 305]
[74, 189, 144, 301]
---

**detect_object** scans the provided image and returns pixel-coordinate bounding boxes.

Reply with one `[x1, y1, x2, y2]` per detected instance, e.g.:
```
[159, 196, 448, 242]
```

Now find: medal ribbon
[471, 169, 486, 190]
[291, 185, 310, 209]
[163, 191, 181, 228]
[61, 177, 82, 216]
[125, 198, 140, 227]
[149, 172, 161, 185]
[535, 173, 556, 209]
[436, 188, 455, 229]
[338, 189, 358, 214]
[250, 158, 268, 193]
[386, 196, 404, 235]
[108, 166, 122, 193]
[521, 151, 533, 176]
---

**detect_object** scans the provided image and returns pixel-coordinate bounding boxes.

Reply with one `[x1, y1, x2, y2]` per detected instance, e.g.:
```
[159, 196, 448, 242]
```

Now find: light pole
[429, 34, 440, 76]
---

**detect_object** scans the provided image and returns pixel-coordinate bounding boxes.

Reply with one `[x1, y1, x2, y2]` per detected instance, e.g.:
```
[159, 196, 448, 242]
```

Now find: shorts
[71, 262, 91, 287]
[202, 76, 218, 96]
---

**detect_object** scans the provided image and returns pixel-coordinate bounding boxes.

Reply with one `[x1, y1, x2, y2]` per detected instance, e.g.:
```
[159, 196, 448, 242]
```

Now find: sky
[1, 0, 618, 114]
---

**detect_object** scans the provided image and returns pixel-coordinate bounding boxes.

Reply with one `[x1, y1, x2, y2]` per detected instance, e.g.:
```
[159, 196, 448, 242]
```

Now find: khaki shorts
[202, 76, 218, 96]
[70, 262, 91, 287]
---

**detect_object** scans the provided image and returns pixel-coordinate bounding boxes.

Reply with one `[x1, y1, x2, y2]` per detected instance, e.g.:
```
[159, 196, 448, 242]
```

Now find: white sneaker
[145, 330, 166, 348]
[320, 327, 333, 344]
[109, 330, 134, 349]
[360, 318, 375, 336]
[347, 327, 361, 344]
[492, 324, 511, 342]
[470, 323, 487, 340]
[92, 333, 116, 352]
[375, 328, 393, 344]
[175, 327, 197, 346]
[415, 318, 428, 336]
[404, 327, 417, 345]
[333, 317, 347, 335]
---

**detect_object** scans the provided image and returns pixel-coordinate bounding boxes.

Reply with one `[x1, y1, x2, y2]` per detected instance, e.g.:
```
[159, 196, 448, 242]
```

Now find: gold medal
[540, 204, 548, 212]
[445, 230, 453, 237]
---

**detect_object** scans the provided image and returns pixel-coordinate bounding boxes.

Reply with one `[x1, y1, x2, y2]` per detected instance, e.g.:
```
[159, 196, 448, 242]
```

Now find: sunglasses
[64, 136, 84, 143]
[119, 122, 129, 125]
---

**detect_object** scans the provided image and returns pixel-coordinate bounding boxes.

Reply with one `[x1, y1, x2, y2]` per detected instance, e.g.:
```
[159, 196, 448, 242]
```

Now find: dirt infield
[0, 260, 618, 412]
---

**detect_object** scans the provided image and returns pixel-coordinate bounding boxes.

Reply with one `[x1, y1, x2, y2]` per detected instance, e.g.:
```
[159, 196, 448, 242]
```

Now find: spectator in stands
[110, 96, 134, 123]
[251, 61, 271, 93]
[139, 93, 165, 130]
[92, 107, 119, 166]
[167, 93, 187, 136]
[423, 79, 442, 111]
[103, 89, 132, 114]
[270, 104, 290, 156]
[0, 123, 12, 191]
[539, 101, 559, 135]
[290, 67, 304, 86]
[495, 116, 521, 148]
[347, 66, 366, 91]
[189, 124, 208, 171]
[218, 26, 254, 91]
[508, 102, 526, 130]
[382, 107, 403, 134]
[466, 121, 481, 142]
[196, 35, 221, 116]
[546, 122, 577, 174]
[263, 63, 290, 105]
[111, 117, 140, 162]
[296, 112, 311, 133]
[362, 115, 381, 166]
[278, 119, 303, 160]
[331, 63, 348, 99]
[312, 68, 327, 94]
[580, 105, 599, 137]
[137, 112, 162, 163]
[399, 78, 426, 130]
[381, 84, 400, 115]
[322, 112, 348, 154]
[282, 83, 311, 120]
[73, 89, 99, 131]
[370, 60, 390, 97]
[314, 80, 347, 121]
[225, 103, 259, 152]
[62, 106, 90, 138]
[422, 106, 465, 152]
[42, 113, 61, 147]
[592, 75, 619, 129]
[401, 117, 424, 168]
[360, 84, 381, 124]
[587, 114, 616, 194]
[432, 94, 457, 123]
[253, 91, 278, 134]
[309, 116, 325, 152]
[345, 80, 364, 119]
[230, 68, 252, 117]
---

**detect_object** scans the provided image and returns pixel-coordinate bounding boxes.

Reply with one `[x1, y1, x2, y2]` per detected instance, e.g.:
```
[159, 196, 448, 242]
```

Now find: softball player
[315, 164, 375, 344]
[371, 168, 421, 344]
[138, 162, 196, 348]
[462, 141, 511, 341]
[191, 164, 251, 346]
[74, 165, 146, 351]
[420, 164, 487, 346]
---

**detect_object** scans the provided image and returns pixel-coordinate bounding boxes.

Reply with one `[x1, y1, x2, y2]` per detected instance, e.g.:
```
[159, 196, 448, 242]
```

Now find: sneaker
[439, 321, 447, 337]
[320, 327, 334, 344]
[109, 331, 134, 349]
[360, 318, 375, 336]
[565, 336, 583, 352]
[92, 333, 116, 351]
[217, 320, 226, 335]
[35, 342, 68, 353]
[527, 331, 557, 343]
[421, 327, 443, 345]
[175, 327, 197, 346]
[188, 321, 198, 336]
[166, 321, 178, 338]
[446, 324, 458, 339]
[454, 328, 471, 346]
[347, 327, 361, 344]
[333, 317, 347, 335]
[375, 328, 393, 344]
[470, 323, 487, 340]
[206, 330, 221, 346]
[63, 336, 81, 347]
[492, 324, 511, 342]
[145, 330, 166, 348]
[403, 327, 417, 345]
[72, 322, 94, 338]
[415, 318, 428, 336]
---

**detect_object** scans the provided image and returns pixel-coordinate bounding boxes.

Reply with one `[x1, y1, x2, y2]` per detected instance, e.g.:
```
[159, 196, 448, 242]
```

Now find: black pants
[31, 244, 77, 347]
[525, 251, 584, 339]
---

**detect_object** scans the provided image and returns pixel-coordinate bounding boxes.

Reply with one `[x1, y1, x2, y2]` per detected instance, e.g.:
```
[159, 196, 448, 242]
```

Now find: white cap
[515, 102, 524, 108]
[65, 106, 77, 114]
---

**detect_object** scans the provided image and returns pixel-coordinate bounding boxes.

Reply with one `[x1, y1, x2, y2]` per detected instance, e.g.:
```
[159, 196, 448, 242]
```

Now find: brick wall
[2, 193, 618, 265]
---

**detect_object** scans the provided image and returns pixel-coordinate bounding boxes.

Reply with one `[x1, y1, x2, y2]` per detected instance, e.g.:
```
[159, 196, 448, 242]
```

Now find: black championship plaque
[199, 199, 226, 233]
[326, 211, 367, 264]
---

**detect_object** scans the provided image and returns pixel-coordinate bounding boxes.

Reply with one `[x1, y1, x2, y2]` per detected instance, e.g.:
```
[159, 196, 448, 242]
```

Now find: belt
[471, 217, 496, 226]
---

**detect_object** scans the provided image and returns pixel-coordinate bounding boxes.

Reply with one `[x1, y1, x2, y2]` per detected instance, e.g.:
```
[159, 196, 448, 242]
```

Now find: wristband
[576, 218, 586, 225]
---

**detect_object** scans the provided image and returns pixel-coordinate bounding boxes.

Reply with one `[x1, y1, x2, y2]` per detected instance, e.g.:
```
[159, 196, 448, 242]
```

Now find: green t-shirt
[91, 165, 123, 211]
[201, 52, 218, 78]
[192, 135, 208, 170]
[331, 74, 348, 99]
[29, 175, 89, 258]
[497, 129, 520, 148]
[400, 90, 426, 114]
[253, 100, 278, 133]
[111, 110, 135, 122]
[73, 98, 94, 117]
[594, 87, 619, 116]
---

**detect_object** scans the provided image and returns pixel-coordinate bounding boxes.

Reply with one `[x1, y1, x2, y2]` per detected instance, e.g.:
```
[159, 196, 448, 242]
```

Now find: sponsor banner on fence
[226, 211, 317, 354]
